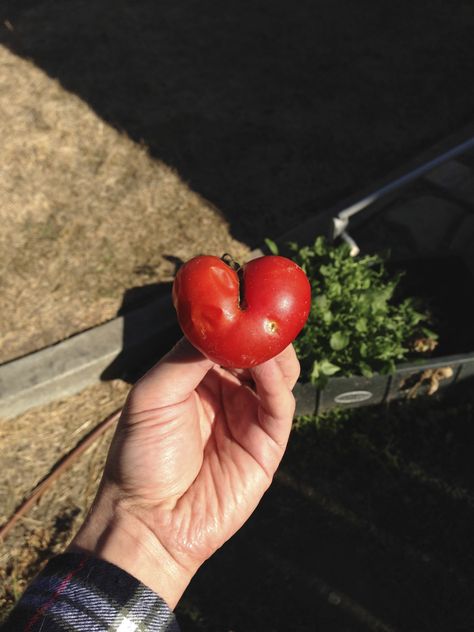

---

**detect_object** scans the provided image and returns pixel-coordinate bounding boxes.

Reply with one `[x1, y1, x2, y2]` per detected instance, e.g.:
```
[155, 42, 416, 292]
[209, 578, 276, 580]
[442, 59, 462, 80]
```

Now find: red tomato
[172, 254, 311, 368]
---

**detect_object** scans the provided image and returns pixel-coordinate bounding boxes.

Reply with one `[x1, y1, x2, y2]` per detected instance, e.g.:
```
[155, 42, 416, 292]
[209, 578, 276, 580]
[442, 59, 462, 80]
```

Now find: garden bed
[295, 254, 474, 416]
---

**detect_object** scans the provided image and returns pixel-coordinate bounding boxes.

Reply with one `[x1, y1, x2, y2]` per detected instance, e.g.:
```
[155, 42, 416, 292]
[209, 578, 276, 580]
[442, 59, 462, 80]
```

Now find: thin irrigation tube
[333, 135, 474, 239]
[0, 408, 121, 542]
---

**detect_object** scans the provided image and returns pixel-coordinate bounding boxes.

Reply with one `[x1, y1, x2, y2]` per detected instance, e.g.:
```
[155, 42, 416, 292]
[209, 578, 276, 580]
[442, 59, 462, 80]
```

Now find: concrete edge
[0, 294, 177, 420]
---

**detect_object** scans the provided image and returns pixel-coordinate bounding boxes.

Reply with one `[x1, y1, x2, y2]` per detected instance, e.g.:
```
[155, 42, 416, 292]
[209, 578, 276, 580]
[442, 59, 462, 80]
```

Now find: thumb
[129, 337, 215, 410]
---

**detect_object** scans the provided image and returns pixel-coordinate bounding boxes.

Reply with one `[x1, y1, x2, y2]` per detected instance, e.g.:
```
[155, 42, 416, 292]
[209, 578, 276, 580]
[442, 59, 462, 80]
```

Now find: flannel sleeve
[1, 552, 181, 631]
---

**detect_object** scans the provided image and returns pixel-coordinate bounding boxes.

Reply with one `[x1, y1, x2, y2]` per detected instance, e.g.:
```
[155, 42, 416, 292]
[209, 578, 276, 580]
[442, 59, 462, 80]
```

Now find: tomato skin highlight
[172, 255, 311, 368]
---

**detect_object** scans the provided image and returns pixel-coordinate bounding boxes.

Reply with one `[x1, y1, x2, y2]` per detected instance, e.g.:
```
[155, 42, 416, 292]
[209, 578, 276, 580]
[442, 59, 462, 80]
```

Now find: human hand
[70, 338, 299, 608]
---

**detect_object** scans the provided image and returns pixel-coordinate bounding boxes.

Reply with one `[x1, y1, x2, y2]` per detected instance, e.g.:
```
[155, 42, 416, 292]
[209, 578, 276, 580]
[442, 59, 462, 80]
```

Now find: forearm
[68, 483, 196, 609]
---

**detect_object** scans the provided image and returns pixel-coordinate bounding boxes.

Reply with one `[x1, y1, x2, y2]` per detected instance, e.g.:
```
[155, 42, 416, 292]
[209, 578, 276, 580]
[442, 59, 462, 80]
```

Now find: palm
[105, 340, 299, 567]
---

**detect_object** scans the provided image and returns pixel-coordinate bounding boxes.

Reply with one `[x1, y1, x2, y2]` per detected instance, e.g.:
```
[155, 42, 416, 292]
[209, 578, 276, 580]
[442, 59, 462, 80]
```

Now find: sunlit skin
[70, 338, 300, 608]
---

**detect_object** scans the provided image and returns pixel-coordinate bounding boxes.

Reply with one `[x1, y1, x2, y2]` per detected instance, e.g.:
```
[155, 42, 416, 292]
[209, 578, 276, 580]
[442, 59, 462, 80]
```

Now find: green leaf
[371, 290, 389, 311]
[264, 238, 279, 255]
[314, 236, 326, 256]
[358, 361, 373, 378]
[310, 361, 320, 383]
[386, 360, 397, 374]
[421, 327, 438, 340]
[322, 310, 333, 325]
[320, 359, 341, 376]
[355, 317, 367, 333]
[409, 311, 424, 325]
[330, 331, 349, 351]
[314, 294, 328, 310]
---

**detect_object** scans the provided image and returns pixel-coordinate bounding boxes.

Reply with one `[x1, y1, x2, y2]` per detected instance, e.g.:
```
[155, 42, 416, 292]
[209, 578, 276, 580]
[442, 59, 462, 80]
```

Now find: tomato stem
[221, 253, 240, 271]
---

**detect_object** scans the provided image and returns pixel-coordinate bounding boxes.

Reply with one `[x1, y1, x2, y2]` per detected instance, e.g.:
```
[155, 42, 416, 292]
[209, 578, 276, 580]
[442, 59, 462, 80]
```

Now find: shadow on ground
[101, 281, 181, 383]
[177, 380, 474, 632]
[1, 0, 474, 246]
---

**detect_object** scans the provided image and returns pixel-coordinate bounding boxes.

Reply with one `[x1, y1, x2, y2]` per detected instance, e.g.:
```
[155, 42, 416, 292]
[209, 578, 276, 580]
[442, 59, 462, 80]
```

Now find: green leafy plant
[286, 237, 437, 387]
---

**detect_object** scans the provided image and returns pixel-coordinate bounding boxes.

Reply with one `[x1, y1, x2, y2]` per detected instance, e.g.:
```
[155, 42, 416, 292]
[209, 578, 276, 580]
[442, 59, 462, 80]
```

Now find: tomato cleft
[236, 266, 247, 311]
[221, 253, 247, 310]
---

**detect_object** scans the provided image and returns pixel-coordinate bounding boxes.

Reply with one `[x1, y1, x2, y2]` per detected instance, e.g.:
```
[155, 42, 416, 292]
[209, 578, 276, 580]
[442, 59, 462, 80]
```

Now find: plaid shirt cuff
[2, 552, 180, 631]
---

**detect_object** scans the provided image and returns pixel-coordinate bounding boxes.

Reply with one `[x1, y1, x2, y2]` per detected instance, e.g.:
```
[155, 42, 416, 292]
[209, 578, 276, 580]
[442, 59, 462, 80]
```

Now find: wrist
[68, 485, 195, 609]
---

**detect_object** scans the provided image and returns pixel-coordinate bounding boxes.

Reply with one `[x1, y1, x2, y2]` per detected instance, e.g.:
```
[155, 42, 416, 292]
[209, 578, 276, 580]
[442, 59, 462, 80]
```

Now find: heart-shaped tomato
[172, 254, 311, 368]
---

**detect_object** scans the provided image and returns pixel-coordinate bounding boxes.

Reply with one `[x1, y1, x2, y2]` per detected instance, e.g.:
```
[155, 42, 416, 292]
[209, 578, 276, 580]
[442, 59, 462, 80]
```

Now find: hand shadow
[100, 280, 182, 385]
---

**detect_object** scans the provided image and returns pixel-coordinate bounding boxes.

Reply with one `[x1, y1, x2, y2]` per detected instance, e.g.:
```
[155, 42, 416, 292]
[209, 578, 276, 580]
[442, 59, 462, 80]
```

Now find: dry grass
[0, 44, 248, 364]
[0, 379, 130, 619]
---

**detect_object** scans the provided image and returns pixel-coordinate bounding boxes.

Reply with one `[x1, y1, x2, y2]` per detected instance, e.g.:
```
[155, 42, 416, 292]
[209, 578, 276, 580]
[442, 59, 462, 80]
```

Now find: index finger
[129, 337, 215, 410]
[226, 344, 300, 391]
[273, 344, 300, 390]
[250, 356, 296, 450]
